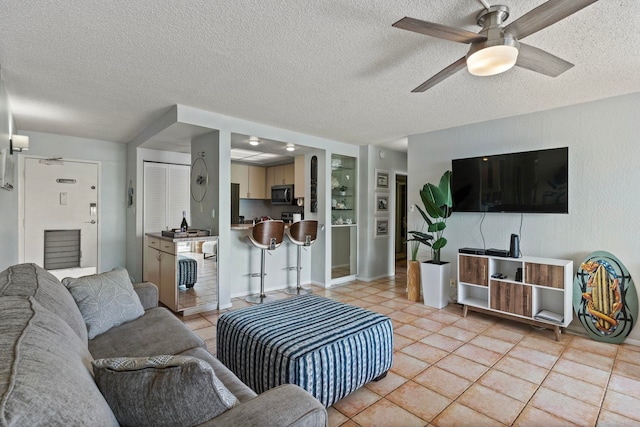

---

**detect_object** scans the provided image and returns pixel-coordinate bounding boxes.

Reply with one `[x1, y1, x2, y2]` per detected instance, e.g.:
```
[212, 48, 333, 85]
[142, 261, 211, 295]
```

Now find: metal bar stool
[246, 220, 285, 304]
[285, 220, 318, 295]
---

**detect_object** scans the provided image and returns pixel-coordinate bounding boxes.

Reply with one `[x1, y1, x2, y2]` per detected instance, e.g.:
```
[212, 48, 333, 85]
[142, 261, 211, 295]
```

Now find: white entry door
[23, 158, 99, 278]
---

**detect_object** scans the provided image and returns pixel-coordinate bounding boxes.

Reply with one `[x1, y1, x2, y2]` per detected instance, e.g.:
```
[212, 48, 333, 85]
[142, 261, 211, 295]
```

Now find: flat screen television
[452, 147, 568, 213]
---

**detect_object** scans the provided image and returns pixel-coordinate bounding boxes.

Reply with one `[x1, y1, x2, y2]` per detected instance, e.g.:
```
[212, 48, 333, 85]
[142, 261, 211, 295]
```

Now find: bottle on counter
[180, 211, 189, 232]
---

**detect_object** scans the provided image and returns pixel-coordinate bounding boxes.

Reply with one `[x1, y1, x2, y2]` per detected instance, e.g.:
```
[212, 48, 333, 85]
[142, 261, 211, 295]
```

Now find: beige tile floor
[180, 265, 640, 426]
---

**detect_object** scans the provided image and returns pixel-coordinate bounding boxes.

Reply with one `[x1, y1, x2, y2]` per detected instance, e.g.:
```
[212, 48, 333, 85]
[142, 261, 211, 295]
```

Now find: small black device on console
[509, 234, 520, 258]
[515, 268, 523, 282]
[458, 247, 486, 255]
[486, 248, 510, 257]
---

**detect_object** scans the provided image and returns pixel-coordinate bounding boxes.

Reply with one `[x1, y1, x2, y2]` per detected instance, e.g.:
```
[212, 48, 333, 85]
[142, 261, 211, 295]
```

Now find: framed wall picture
[375, 218, 389, 238]
[375, 193, 389, 214]
[375, 169, 389, 191]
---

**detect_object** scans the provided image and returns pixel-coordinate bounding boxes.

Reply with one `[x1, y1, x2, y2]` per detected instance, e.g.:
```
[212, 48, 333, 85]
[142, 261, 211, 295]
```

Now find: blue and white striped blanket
[217, 294, 393, 406]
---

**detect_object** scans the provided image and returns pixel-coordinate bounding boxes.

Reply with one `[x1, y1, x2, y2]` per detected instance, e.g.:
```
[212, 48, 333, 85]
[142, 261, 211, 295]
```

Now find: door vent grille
[44, 230, 80, 270]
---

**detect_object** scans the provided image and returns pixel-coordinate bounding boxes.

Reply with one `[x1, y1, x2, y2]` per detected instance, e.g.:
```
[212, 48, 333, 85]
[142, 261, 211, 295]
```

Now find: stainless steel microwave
[271, 185, 295, 205]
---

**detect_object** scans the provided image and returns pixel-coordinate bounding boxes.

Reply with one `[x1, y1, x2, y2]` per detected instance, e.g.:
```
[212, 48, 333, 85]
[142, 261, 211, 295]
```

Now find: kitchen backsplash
[238, 199, 302, 222]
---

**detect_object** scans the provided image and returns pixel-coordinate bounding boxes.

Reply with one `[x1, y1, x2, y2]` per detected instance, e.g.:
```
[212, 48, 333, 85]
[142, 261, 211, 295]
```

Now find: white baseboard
[229, 282, 312, 299]
[565, 323, 640, 346]
[358, 273, 394, 282]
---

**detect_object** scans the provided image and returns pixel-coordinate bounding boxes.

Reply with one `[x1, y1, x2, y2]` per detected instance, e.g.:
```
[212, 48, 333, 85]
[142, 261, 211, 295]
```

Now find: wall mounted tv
[452, 147, 568, 214]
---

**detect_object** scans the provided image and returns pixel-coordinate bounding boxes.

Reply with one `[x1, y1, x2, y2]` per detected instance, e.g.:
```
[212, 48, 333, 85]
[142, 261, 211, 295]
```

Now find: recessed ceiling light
[286, 144, 295, 152]
[248, 136, 261, 146]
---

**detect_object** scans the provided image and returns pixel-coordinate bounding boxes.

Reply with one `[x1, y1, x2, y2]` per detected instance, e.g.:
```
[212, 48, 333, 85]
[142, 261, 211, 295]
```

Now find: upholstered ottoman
[217, 294, 393, 407]
[177, 255, 197, 288]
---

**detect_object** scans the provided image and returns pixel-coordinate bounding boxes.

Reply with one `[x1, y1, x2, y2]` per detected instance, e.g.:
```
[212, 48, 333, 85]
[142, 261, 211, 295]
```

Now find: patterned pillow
[62, 268, 144, 339]
[92, 355, 239, 427]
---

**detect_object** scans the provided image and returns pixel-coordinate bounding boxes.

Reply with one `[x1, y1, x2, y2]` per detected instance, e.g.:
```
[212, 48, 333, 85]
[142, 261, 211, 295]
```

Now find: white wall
[12, 131, 127, 272]
[358, 145, 407, 281]
[408, 92, 640, 342]
[191, 131, 220, 235]
[0, 76, 18, 270]
[126, 147, 191, 281]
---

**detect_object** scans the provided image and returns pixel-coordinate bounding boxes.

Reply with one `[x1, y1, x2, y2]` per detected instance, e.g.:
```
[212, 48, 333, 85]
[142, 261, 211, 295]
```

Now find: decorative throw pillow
[92, 355, 239, 427]
[62, 267, 145, 339]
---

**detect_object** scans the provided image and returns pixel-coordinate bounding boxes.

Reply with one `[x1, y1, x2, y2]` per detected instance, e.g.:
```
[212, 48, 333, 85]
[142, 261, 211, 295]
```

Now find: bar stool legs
[285, 245, 312, 295]
[285, 221, 317, 295]
[246, 248, 276, 304]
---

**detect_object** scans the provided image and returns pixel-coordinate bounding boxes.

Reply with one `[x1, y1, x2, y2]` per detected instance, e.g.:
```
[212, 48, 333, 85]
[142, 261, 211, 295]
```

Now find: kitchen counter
[145, 232, 218, 243]
[231, 223, 293, 231]
[227, 224, 312, 299]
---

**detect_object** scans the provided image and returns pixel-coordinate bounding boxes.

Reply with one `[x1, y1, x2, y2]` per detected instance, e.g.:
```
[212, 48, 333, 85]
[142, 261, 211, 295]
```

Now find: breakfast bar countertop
[231, 223, 293, 231]
[145, 232, 218, 243]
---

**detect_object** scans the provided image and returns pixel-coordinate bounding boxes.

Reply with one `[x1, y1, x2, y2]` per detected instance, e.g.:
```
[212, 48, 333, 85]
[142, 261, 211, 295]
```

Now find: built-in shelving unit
[331, 154, 357, 282]
[457, 253, 573, 341]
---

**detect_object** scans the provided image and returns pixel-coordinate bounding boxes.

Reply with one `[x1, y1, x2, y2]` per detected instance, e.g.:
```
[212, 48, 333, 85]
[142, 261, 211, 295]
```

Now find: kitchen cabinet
[248, 165, 267, 199]
[265, 164, 295, 188]
[145, 235, 177, 311]
[144, 234, 219, 315]
[457, 253, 573, 341]
[294, 155, 305, 198]
[231, 163, 267, 199]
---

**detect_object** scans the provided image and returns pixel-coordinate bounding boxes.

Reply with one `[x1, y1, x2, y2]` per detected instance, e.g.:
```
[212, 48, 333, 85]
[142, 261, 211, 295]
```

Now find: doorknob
[85, 220, 96, 224]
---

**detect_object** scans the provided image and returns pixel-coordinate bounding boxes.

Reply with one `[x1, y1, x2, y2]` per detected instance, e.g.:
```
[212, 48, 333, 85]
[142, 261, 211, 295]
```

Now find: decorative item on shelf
[407, 240, 421, 302]
[407, 170, 453, 308]
[331, 176, 340, 190]
[338, 186, 347, 196]
[332, 199, 337, 208]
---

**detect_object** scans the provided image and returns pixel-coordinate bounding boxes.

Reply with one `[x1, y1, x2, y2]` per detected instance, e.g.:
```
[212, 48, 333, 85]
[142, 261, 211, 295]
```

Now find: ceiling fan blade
[516, 43, 573, 77]
[505, 0, 598, 39]
[393, 17, 486, 44]
[412, 57, 468, 92]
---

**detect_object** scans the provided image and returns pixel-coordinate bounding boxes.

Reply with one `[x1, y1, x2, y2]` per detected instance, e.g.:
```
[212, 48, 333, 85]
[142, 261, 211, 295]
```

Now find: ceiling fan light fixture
[467, 38, 519, 77]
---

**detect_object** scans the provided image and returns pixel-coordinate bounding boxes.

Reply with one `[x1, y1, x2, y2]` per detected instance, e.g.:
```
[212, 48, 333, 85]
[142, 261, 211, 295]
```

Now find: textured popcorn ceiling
[0, 0, 638, 150]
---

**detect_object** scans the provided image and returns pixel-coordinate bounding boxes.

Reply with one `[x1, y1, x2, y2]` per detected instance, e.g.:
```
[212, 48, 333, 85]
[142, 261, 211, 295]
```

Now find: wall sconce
[10, 135, 29, 154]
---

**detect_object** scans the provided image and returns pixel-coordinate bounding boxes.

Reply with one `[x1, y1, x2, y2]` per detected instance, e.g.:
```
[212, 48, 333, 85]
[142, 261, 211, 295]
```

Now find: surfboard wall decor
[573, 251, 637, 343]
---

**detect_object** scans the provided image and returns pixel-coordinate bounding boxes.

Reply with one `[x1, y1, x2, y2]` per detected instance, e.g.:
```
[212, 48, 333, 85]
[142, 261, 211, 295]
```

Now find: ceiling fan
[392, 0, 598, 92]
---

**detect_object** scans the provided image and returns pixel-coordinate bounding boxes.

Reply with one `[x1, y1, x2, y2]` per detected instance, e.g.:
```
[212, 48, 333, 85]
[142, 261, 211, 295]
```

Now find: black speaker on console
[515, 268, 523, 282]
[510, 234, 520, 258]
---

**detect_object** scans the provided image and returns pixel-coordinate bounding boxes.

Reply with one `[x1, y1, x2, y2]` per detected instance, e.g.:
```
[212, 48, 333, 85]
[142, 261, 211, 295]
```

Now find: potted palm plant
[408, 170, 453, 308]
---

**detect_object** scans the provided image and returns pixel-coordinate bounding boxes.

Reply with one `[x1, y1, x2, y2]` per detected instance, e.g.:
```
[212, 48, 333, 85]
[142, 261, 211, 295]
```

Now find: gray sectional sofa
[0, 263, 327, 426]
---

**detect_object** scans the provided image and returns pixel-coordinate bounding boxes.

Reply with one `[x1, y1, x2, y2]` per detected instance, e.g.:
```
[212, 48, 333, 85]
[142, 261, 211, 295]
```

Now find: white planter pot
[420, 261, 451, 309]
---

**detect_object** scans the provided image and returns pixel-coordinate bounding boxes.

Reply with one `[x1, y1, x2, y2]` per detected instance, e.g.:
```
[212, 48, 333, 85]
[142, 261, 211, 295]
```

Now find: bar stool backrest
[251, 220, 285, 250]
[289, 220, 318, 246]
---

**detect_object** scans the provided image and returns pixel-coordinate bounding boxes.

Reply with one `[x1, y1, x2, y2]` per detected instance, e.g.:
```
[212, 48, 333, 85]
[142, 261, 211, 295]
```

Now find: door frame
[17, 155, 102, 272]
